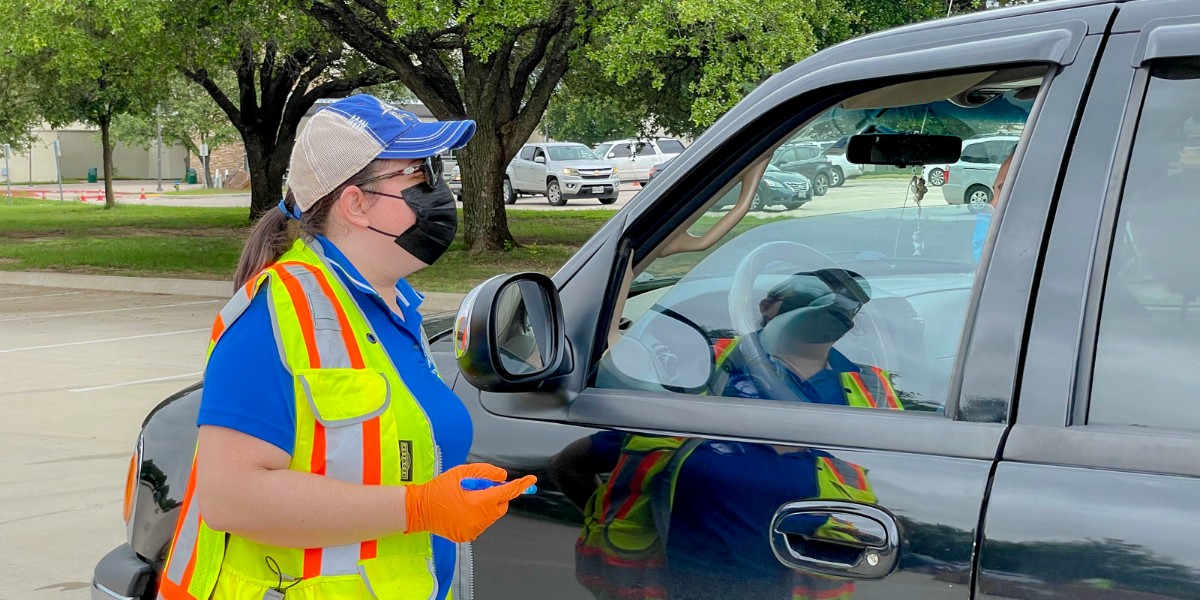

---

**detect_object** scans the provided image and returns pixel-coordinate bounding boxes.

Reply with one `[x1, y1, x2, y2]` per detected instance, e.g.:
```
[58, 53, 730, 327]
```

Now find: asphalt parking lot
[0, 285, 221, 599]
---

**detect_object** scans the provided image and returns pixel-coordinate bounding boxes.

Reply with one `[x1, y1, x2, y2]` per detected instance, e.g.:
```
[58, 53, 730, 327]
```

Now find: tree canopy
[2, 0, 170, 206]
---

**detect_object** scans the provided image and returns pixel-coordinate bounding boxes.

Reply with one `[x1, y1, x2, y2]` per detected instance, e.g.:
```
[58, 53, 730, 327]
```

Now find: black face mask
[366, 183, 458, 265]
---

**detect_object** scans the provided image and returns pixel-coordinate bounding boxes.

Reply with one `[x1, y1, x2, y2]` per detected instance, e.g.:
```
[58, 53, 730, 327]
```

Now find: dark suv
[95, 1, 1200, 599]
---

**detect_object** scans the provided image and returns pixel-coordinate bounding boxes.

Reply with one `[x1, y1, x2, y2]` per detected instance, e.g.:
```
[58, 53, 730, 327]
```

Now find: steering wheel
[726, 241, 885, 401]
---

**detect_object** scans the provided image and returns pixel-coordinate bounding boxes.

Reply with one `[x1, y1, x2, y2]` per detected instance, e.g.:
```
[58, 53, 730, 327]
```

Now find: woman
[158, 95, 535, 600]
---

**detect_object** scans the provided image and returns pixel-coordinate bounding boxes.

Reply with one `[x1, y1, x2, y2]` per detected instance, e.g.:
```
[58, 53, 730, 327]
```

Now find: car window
[533, 147, 547, 160]
[595, 67, 1048, 418]
[595, 143, 613, 158]
[548, 145, 599, 161]
[776, 148, 796, 163]
[657, 139, 686, 154]
[960, 141, 990, 163]
[1090, 57, 1200, 431]
[610, 144, 632, 159]
[519, 146, 535, 161]
[637, 142, 657, 157]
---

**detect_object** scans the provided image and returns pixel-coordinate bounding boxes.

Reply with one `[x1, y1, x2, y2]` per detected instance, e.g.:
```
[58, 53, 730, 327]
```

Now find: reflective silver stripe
[264, 283, 290, 374]
[164, 497, 200, 584]
[856, 371, 886, 408]
[321, 541, 361, 577]
[279, 264, 351, 369]
[276, 259, 374, 576]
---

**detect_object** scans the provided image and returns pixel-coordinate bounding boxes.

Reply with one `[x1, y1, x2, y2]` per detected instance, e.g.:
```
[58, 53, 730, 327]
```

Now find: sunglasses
[765, 268, 871, 318]
[355, 155, 444, 190]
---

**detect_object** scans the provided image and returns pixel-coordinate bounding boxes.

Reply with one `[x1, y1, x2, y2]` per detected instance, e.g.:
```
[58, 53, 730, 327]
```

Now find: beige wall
[2, 124, 189, 183]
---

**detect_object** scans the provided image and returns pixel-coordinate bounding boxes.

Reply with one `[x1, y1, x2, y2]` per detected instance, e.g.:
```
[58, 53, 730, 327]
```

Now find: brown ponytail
[232, 161, 383, 290]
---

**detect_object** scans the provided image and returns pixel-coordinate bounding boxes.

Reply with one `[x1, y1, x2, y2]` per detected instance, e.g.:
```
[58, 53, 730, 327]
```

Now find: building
[3, 123, 189, 183]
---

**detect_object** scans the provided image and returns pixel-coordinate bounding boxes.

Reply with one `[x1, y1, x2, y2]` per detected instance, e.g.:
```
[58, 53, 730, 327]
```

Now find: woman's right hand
[404, 463, 537, 542]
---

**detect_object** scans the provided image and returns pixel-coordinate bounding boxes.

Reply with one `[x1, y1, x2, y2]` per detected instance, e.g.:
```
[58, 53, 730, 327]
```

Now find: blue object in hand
[461, 477, 537, 495]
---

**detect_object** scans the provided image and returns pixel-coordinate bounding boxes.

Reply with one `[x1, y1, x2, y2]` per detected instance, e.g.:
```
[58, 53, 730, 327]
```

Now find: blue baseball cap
[287, 94, 476, 211]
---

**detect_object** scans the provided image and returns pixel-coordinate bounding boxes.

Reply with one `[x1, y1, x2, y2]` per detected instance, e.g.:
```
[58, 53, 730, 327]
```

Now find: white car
[594, 138, 687, 182]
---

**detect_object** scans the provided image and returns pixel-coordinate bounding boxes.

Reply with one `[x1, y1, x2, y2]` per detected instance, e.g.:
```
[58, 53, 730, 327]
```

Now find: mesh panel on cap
[288, 110, 385, 211]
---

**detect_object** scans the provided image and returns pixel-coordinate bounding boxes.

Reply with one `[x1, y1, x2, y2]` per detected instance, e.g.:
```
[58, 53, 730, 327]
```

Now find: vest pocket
[357, 555, 437, 600]
[298, 368, 391, 426]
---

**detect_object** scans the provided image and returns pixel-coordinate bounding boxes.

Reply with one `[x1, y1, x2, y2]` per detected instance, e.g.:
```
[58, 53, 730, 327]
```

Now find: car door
[633, 141, 659, 180]
[979, 3, 1200, 598]
[448, 6, 1107, 599]
[512, 145, 536, 191]
[607, 142, 636, 181]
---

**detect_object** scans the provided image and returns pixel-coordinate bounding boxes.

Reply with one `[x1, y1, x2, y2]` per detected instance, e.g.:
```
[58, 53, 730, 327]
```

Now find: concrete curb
[0, 271, 466, 315]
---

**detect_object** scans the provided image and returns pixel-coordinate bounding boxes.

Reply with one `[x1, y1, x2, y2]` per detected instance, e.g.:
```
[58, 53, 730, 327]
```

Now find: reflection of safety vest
[713, 337, 904, 410]
[576, 434, 876, 600]
[576, 436, 700, 600]
[159, 238, 441, 600]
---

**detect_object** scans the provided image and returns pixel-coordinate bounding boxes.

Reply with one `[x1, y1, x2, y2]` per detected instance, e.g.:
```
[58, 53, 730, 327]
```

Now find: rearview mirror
[846, 134, 961, 168]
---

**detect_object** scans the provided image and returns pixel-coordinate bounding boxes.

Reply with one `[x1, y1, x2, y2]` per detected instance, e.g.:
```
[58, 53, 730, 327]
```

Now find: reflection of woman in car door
[551, 432, 877, 600]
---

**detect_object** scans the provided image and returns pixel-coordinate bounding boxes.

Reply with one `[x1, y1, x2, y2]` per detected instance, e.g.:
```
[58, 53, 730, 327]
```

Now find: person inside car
[711, 268, 903, 409]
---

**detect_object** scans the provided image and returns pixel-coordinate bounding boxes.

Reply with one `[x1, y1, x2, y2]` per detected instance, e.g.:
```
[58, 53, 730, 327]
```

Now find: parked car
[595, 138, 687, 182]
[97, 2, 1200, 600]
[937, 135, 1021, 209]
[504, 142, 620, 206]
[770, 143, 833, 196]
[813, 137, 864, 186]
[447, 163, 463, 201]
[647, 158, 674, 181]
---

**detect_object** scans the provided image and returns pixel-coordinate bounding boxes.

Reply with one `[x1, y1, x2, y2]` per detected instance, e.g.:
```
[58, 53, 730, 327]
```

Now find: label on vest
[399, 440, 413, 482]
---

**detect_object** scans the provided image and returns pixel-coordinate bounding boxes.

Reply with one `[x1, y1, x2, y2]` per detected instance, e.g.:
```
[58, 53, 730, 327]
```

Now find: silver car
[505, 143, 620, 206]
[939, 135, 1019, 210]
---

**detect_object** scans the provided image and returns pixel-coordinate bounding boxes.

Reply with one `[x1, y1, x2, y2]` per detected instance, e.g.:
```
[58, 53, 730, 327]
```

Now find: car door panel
[984, 6, 1200, 597]
[460, 8, 1102, 600]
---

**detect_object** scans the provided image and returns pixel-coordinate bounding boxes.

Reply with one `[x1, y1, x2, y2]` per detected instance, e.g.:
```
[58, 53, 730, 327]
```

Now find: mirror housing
[534, 156, 546, 164]
[846, 134, 961, 168]
[454, 272, 571, 392]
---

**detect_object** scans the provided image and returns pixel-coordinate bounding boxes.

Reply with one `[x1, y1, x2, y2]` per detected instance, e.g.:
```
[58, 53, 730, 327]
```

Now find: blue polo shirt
[721, 343, 860, 404]
[199, 235, 471, 598]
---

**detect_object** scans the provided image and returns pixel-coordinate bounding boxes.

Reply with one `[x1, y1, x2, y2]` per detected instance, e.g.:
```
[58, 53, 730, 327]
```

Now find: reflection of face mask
[367, 183, 458, 265]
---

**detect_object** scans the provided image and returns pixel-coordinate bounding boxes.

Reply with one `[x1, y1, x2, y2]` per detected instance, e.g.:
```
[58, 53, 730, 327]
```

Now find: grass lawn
[0, 198, 611, 293]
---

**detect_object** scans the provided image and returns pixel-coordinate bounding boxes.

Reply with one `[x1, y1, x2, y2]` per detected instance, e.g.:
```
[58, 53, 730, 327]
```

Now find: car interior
[595, 65, 1051, 418]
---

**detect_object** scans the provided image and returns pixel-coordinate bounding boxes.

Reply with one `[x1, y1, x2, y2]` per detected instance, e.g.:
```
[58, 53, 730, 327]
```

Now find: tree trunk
[458, 121, 515, 252]
[245, 136, 289, 222]
[99, 113, 115, 209]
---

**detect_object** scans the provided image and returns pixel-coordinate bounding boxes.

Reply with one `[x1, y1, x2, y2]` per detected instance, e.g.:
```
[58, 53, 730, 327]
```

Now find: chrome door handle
[769, 500, 900, 579]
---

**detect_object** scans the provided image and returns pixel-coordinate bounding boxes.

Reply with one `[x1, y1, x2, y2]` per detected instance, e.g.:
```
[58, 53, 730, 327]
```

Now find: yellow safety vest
[712, 337, 904, 410]
[159, 238, 443, 600]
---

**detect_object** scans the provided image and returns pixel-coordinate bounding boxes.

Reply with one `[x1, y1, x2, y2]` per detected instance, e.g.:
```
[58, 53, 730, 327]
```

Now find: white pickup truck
[504, 142, 621, 206]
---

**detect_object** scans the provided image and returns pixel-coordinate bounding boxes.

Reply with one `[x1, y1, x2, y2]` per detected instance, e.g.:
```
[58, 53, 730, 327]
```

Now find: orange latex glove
[404, 463, 537, 543]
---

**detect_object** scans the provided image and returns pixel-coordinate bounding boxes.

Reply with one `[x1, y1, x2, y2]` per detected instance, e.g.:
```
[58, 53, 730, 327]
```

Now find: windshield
[548, 145, 599, 161]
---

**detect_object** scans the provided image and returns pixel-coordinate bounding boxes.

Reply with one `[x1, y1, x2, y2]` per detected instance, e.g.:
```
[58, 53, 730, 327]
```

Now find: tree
[4, 0, 169, 208]
[158, 0, 401, 220]
[0, 56, 42, 152]
[306, 0, 875, 253]
[112, 75, 240, 184]
[305, 0, 592, 253]
[542, 86, 642, 147]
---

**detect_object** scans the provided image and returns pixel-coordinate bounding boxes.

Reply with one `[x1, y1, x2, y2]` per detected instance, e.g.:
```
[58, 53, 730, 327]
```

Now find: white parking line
[0, 291, 85, 302]
[0, 328, 208, 354]
[0, 300, 218, 323]
[69, 371, 203, 392]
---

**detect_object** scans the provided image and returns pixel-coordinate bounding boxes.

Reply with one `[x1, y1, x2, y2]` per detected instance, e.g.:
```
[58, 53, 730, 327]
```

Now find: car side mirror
[846, 134, 961, 168]
[455, 273, 571, 392]
[534, 156, 546, 164]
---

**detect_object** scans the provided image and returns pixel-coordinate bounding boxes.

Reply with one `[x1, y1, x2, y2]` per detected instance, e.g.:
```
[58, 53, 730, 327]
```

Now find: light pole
[3, 144, 11, 203]
[156, 103, 163, 192]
